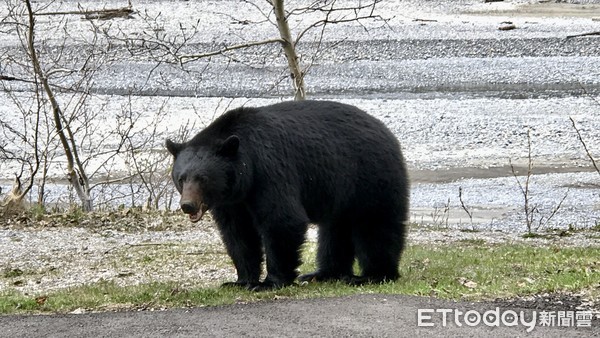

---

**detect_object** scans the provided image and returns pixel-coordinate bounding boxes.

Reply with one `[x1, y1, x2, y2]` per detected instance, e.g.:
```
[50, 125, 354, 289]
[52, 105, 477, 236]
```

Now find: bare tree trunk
[24, 0, 93, 211]
[271, 0, 306, 100]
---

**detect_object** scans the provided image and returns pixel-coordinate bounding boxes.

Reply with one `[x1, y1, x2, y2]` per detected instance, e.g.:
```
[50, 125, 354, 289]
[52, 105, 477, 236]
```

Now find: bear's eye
[199, 175, 208, 184]
[177, 178, 184, 187]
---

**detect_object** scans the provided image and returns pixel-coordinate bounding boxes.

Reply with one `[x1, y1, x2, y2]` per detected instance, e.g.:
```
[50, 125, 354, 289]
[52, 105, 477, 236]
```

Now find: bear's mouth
[189, 203, 209, 223]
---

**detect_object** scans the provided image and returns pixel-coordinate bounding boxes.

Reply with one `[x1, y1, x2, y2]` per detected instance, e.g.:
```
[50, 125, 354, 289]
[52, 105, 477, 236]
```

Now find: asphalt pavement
[1, 294, 598, 337]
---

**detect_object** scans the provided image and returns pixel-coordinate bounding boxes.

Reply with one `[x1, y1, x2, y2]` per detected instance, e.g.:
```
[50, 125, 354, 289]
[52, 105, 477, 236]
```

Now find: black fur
[167, 100, 409, 290]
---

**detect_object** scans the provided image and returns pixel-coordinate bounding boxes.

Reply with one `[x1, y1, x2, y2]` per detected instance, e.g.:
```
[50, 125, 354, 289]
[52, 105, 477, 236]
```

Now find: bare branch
[536, 190, 569, 231]
[458, 186, 473, 224]
[569, 116, 600, 176]
[294, 1, 386, 45]
[179, 38, 284, 63]
[510, 128, 534, 233]
[24, 0, 92, 210]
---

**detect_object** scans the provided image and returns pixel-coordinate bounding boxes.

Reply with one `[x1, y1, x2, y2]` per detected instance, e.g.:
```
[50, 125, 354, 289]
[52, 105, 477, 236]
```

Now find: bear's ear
[165, 139, 183, 156]
[217, 135, 239, 157]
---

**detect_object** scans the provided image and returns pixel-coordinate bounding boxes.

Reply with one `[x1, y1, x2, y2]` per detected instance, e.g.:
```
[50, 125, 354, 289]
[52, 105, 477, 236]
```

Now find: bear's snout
[178, 181, 208, 222]
[179, 200, 208, 223]
[180, 201, 198, 215]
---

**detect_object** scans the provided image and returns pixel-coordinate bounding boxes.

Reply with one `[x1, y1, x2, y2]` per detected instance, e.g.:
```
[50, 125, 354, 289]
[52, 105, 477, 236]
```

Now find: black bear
[166, 100, 409, 291]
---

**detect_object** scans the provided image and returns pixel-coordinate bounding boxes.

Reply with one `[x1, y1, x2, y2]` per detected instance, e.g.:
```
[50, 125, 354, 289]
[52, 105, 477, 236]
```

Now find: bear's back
[215, 100, 406, 221]
[219, 100, 396, 146]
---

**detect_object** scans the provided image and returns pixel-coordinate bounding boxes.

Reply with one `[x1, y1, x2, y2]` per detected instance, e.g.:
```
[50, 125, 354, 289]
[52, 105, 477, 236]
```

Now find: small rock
[70, 308, 86, 314]
[499, 22, 516, 31]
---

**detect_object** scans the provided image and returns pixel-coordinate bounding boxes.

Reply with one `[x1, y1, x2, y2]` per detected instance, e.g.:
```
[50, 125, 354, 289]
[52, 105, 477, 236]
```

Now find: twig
[510, 128, 534, 233]
[536, 190, 569, 231]
[569, 117, 600, 176]
[0, 75, 18, 81]
[458, 187, 473, 224]
[88, 173, 142, 191]
[430, 198, 450, 228]
[178, 38, 284, 63]
[104, 242, 179, 255]
[0, 75, 40, 85]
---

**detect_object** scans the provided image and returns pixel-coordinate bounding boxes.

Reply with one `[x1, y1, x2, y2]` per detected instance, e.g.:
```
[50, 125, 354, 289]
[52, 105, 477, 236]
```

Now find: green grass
[1, 243, 599, 314]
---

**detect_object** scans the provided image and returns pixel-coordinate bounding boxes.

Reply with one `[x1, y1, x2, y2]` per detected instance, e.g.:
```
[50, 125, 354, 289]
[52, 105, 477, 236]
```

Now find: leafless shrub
[430, 198, 450, 229]
[0, 1, 165, 211]
[0, 89, 57, 207]
[114, 98, 179, 210]
[510, 128, 568, 234]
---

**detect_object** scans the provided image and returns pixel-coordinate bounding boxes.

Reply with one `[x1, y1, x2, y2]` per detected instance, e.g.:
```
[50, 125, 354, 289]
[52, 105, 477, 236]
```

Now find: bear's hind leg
[351, 215, 405, 285]
[298, 221, 355, 283]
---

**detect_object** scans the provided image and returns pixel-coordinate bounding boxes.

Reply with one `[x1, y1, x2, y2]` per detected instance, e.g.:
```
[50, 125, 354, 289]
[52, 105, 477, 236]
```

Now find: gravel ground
[1, 212, 599, 296]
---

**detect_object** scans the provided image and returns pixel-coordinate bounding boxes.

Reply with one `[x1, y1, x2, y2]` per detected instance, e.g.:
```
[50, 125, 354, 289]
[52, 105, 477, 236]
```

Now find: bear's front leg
[253, 218, 308, 291]
[212, 207, 263, 289]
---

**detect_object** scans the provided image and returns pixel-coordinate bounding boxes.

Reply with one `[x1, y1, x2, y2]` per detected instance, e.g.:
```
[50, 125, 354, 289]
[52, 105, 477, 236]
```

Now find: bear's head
[166, 135, 240, 222]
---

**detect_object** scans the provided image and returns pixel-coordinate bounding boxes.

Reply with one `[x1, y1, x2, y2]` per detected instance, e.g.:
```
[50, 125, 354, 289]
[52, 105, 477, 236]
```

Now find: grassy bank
[1, 242, 599, 315]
